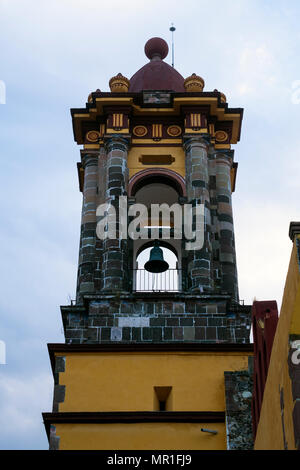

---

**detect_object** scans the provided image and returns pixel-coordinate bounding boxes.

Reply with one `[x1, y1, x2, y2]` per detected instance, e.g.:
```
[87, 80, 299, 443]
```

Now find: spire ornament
[184, 73, 205, 92]
[109, 73, 130, 93]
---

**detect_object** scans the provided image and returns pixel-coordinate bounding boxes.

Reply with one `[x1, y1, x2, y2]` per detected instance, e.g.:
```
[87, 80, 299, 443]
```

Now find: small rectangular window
[143, 91, 171, 104]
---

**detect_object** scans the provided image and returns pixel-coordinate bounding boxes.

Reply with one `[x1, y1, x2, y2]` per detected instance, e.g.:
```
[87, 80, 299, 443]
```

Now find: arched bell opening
[134, 182, 180, 229]
[133, 240, 181, 292]
[129, 171, 185, 235]
[128, 169, 185, 293]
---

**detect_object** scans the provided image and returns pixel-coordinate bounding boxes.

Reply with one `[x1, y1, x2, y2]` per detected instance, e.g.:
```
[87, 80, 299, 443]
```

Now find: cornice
[43, 411, 226, 440]
[71, 93, 243, 147]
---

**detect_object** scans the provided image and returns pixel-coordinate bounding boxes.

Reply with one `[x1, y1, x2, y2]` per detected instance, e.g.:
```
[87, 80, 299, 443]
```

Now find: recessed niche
[154, 386, 172, 411]
[139, 155, 175, 165]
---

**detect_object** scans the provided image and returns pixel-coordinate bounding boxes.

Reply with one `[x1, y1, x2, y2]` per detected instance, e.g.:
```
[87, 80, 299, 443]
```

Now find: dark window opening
[154, 386, 172, 411]
[159, 400, 166, 411]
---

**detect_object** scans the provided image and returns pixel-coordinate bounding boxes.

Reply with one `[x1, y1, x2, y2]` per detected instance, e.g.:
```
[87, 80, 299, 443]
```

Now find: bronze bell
[144, 240, 169, 273]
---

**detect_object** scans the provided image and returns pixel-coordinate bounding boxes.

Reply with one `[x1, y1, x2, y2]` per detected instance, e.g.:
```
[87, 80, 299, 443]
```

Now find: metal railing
[133, 269, 181, 292]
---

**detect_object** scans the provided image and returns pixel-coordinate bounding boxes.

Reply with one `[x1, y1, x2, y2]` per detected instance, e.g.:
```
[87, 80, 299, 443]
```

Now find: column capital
[182, 134, 210, 153]
[80, 150, 99, 168]
[214, 149, 234, 162]
[104, 135, 131, 154]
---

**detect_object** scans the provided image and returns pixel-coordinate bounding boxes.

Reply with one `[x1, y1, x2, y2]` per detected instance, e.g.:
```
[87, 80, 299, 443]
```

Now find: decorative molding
[85, 130, 100, 142]
[47, 342, 254, 376]
[43, 411, 225, 441]
[128, 168, 186, 197]
[215, 130, 229, 142]
[133, 125, 148, 137]
[71, 94, 243, 146]
[167, 125, 182, 137]
[109, 73, 130, 93]
[184, 74, 205, 92]
[152, 124, 163, 139]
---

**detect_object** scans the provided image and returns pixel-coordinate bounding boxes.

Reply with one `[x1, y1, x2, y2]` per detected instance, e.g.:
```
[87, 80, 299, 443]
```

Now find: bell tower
[43, 37, 254, 450]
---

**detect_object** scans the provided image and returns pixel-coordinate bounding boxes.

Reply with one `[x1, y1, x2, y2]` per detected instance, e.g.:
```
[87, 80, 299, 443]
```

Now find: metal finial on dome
[169, 23, 176, 68]
[144, 37, 169, 61]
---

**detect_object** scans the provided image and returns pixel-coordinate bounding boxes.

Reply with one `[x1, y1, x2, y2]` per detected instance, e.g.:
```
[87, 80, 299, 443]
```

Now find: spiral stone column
[101, 136, 130, 291]
[215, 150, 238, 300]
[76, 151, 99, 303]
[183, 136, 212, 292]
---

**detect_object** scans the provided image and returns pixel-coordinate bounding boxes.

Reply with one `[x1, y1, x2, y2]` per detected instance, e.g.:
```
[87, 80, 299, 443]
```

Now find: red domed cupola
[128, 37, 185, 93]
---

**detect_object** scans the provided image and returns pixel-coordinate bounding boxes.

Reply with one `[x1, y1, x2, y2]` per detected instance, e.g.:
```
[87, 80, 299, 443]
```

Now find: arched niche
[129, 168, 186, 198]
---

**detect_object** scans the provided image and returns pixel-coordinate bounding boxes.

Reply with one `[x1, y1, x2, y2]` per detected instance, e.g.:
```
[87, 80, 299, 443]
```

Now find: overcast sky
[0, 0, 300, 449]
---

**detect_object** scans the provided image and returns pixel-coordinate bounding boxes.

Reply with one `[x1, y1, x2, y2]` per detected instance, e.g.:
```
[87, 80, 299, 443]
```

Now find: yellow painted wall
[255, 235, 300, 450]
[55, 422, 226, 450]
[128, 146, 185, 179]
[57, 351, 250, 412]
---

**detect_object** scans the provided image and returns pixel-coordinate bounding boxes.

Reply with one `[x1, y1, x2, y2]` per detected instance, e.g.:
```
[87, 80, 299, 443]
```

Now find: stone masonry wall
[62, 295, 251, 344]
[224, 362, 254, 450]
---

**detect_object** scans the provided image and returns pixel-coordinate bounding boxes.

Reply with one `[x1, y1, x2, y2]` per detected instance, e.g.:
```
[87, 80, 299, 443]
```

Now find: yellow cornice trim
[214, 144, 231, 149]
[131, 104, 175, 115]
[73, 113, 94, 119]
[106, 128, 130, 134]
[83, 144, 100, 149]
[185, 128, 208, 134]
[95, 97, 133, 103]
[131, 138, 182, 145]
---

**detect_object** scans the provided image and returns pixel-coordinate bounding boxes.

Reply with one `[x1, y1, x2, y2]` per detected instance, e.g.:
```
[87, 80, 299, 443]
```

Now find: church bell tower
[43, 37, 254, 450]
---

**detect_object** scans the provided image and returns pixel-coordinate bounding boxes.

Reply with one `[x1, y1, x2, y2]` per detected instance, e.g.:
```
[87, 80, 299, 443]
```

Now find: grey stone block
[111, 327, 122, 341]
[184, 327, 195, 341]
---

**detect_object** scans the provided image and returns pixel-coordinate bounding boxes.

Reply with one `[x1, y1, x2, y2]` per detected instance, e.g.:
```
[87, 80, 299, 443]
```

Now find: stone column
[183, 136, 212, 292]
[101, 136, 129, 291]
[215, 150, 238, 300]
[76, 151, 99, 303]
[94, 146, 107, 292]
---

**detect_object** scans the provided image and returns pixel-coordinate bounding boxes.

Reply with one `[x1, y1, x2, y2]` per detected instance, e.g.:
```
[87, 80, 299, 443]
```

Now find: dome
[129, 37, 185, 93]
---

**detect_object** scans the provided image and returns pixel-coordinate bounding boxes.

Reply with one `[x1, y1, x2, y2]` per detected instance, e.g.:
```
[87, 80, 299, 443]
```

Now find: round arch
[128, 168, 186, 197]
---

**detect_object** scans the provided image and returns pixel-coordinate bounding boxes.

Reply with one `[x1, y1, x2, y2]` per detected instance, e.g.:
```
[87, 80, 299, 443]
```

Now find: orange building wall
[254, 234, 300, 450]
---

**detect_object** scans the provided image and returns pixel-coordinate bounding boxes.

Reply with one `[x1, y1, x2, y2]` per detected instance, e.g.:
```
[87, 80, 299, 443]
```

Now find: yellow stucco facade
[254, 233, 300, 450]
[58, 351, 250, 412]
[46, 348, 252, 450]
[54, 422, 226, 451]
[128, 146, 185, 180]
